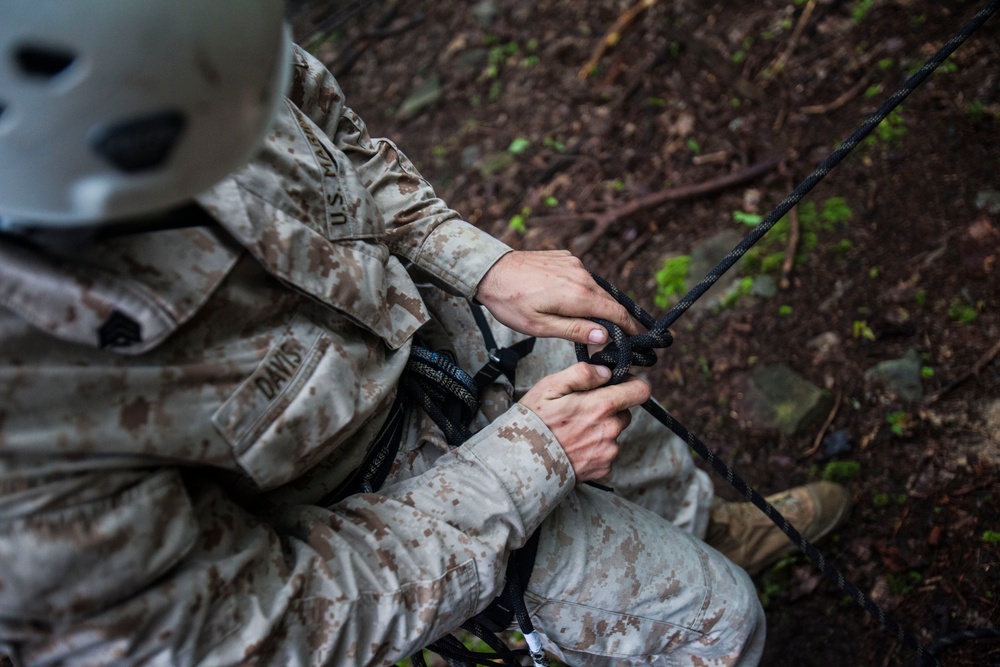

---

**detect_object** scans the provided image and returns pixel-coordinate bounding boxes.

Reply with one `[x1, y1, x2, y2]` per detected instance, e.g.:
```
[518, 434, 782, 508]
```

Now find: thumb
[560, 318, 611, 346]
[552, 362, 613, 395]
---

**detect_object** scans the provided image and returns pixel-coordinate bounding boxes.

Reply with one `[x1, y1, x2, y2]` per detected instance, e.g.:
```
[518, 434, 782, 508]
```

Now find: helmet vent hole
[14, 45, 77, 79]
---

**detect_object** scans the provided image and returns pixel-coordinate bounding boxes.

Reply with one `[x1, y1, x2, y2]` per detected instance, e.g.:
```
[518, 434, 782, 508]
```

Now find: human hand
[518, 362, 651, 482]
[476, 250, 639, 345]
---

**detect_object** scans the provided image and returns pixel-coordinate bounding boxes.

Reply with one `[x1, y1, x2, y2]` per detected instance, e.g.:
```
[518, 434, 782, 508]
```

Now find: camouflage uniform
[0, 46, 763, 666]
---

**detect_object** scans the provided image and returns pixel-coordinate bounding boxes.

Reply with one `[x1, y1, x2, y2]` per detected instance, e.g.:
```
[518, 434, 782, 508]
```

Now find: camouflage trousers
[395, 302, 766, 667]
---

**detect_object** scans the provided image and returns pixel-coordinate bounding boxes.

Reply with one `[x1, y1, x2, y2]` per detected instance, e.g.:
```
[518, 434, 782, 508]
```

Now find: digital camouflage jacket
[0, 46, 577, 666]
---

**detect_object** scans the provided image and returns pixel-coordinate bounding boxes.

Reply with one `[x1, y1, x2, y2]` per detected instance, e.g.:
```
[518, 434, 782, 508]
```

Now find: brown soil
[293, 2, 1000, 665]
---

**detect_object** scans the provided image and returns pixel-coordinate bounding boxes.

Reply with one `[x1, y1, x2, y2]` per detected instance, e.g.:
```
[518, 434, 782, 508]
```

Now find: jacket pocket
[211, 312, 407, 490]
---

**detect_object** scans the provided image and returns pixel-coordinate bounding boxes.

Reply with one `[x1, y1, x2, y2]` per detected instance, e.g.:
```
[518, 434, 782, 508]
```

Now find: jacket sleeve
[0, 405, 575, 666]
[287, 45, 511, 300]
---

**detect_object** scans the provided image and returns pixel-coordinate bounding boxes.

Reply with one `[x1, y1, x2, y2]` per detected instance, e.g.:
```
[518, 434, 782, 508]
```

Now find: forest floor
[292, 1, 1000, 665]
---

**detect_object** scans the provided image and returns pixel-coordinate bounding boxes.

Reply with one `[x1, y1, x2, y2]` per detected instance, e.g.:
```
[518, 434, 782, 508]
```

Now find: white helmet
[0, 0, 290, 227]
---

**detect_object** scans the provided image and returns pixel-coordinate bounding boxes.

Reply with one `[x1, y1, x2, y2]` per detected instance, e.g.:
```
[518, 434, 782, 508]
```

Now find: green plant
[967, 101, 985, 121]
[851, 0, 875, 22]
[983, 531, 1000, 544]
[507, 137, 531, 154]
[731, 50, 747, 64]
[654, 256, 692, 308]
[864, 84, 883, 99]
[915, 289, 927, 305]
[920, 366, 935, 379]
[543, 196, 559, 208]
[949, 299, 979, 324]
[778, 305, 793, 316]
[686, 138, 701, 154]
[758, 554, 798, 607]
[508, 206, 531, 234]
[543, 137, 566, 152]
[886, 410, 911, 436]
[733, 210, 763, 226]
[936, 58, 959, 75]
[718, 277, 754, 309]
[742, 197, 853, 275]
[887, 570, 923, 596]
[872, 492, 890, 508]
[853, 320, 876, 341]
[865, 107, 906, 149]
[821, 460, 861, 483]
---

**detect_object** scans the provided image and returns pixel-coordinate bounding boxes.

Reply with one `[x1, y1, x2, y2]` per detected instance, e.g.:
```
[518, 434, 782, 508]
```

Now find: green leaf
[507, 137, 531, 154]
[733, 210, 763, 226]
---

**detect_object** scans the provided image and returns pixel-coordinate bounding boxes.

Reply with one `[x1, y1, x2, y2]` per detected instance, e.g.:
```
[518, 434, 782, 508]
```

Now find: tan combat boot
[705, 481, 851, 575]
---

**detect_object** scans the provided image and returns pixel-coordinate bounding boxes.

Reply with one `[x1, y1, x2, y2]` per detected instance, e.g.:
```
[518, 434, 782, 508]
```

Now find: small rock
[807, 331, 842, 364]
[474, 151, 514, 177]
[864, 349, 924, 401]
[734, 364, 833, 436]
[397, 75, 442, 120]
[689, 229, 748, 310]
[822, 429, 853, 459]
[471, 0, 498, 28]
[751, 274, 777, 298]
[453, 47, 488, 72]
[975, 189, 1000, 215]
[461, 146, 481, 169]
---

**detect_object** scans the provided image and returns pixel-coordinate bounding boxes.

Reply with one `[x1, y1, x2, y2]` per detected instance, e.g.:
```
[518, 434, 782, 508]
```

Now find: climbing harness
[399, 313, 551, 667]
[327, 302, 548, 667]
[570, 2, 1000, 666]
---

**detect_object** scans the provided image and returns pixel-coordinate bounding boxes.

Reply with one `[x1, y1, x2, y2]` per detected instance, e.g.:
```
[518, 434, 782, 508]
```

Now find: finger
[557, 286, 640, 338]
[617, 408, 633, 432]
[597, 377, 651, 413]
[549, 361, 613, 395]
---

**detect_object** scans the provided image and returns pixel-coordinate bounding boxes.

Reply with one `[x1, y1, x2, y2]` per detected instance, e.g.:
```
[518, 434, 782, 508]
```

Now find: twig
[923, 339, 1000, 405]
[800, 73, 875, 115]
[779, 195, 801, 290]
[800, 390, 842, 460]
[578, 0, 657, 80]
[571, 155, 785, 256]
[771, 0, 817, 74]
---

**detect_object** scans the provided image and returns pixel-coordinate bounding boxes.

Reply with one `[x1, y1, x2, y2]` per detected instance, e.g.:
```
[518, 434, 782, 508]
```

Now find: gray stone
[751, 274, 777, 298]
[461, 145, 482, 169]
[735, 364, 833, 436]
[807, 331, 842, 363]
[397, 75, 443, 120]
[472, 0, 498, 28]
[454, 48, 488, 72]
[689, 229, 748, 310]
[474, 151, 514, 176]
[864, 348, 924, 401]
[975, 190, 1000, 215]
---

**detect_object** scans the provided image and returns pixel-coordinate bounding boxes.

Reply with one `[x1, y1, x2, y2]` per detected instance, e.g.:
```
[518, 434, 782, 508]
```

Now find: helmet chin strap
[0, 202, 218, 251]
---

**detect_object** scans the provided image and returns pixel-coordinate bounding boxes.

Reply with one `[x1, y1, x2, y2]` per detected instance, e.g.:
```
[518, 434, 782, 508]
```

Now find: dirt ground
[292, 1, 999, 665]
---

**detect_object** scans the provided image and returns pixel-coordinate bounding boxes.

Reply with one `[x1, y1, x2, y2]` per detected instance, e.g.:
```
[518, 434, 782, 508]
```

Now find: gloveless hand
[476, 250, 639, 346]
[519, 363, 651, 482]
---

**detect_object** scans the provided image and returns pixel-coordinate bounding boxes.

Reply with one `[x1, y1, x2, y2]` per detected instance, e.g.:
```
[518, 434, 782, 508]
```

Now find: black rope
[654, 0, 1000, 332]
[574, 3, 1000, 666]
[402, 340, 550, 667]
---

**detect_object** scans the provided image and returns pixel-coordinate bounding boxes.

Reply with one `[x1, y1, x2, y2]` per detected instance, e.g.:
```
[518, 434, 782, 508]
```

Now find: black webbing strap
[471, 304, 537, 390]
[318, 390, 408, 506]
[474, 527, 543, 633]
